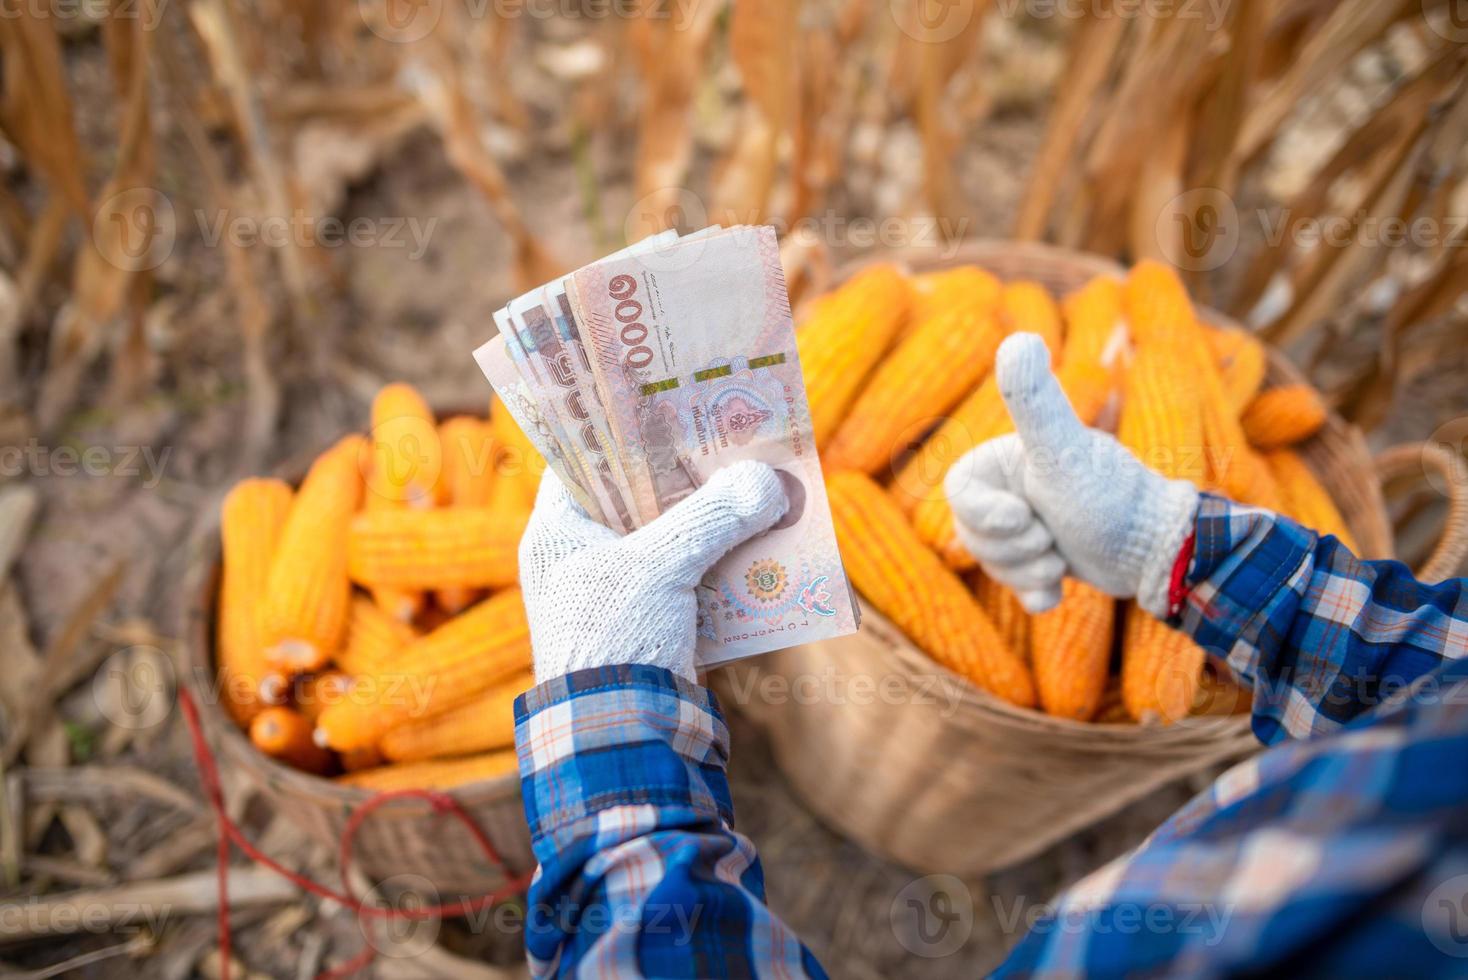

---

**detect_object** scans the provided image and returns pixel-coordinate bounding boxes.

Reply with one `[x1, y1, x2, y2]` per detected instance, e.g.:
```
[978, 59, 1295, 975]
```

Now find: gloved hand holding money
[474, 225, 859, 667]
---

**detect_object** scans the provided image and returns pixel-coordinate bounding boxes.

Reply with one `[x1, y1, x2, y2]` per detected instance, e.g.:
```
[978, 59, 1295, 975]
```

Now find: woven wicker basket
[182, 454, 535, 899]
[729, 240, 1466, 877]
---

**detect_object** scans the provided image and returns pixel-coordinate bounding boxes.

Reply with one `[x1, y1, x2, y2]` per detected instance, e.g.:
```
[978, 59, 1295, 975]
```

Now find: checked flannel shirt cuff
[512, 664, 735, 863]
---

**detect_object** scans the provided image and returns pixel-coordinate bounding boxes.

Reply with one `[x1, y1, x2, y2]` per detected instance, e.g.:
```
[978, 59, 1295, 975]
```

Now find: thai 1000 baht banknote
[506, 231, 681, 531]
[570, 225, 859, 663]
[473, 334, 604, 521]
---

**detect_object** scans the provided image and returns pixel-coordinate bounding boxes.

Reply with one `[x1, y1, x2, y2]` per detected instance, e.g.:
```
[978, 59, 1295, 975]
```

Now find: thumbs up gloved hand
[944, 333, 1199, 617]
[519, 460, 789, 683]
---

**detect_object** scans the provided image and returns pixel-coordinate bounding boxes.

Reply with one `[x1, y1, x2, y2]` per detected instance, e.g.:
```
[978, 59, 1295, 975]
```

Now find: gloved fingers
[962, 519, 1054, 565]
[621, 460, 789, 587]
[520, 469, 618, 567]
[996, 333, 1086, 456]
[987, 551, 1067, 594]
[1016, 585, 1064, 614]
[944, 435, 1026, 511]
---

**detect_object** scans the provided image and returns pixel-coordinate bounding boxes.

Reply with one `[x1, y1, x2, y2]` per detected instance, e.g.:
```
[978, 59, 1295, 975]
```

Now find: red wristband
[1167, 532, 1196, 620]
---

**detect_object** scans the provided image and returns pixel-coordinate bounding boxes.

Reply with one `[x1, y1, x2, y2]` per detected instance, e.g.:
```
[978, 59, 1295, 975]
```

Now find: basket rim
[183, 446, 522, 811]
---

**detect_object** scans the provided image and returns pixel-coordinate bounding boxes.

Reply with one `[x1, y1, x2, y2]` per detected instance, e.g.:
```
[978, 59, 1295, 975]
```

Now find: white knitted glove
[519, 460, 789, 683]
[944, 333, 1199, 617]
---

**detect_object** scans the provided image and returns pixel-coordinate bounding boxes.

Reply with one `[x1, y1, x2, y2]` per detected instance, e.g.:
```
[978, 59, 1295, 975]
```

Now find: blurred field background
[1, 0, 1466, 976]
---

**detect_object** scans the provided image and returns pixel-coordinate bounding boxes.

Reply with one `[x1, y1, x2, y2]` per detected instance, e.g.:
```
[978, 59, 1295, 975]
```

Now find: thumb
[996, 333, 1085, 454]
[622, 460, 789, 587]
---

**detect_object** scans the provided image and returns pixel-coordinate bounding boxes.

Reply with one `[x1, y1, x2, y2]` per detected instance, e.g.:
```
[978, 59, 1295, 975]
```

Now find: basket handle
[1375, 442, 1468, 582]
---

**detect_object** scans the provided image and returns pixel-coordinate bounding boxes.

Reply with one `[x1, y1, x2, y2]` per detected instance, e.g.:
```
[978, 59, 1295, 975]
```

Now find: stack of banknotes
[473, 225, 859, 666]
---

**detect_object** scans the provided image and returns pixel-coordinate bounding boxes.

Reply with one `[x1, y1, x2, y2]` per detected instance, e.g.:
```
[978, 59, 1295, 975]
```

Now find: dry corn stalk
[826, 471, 1034, 707]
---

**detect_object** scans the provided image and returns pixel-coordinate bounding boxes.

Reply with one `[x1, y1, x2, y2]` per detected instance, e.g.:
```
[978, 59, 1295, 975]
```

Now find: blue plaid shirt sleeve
[995, 494, 1468, 978]
[1180, 493, 1468, 744]
[512, 663, 826, 979]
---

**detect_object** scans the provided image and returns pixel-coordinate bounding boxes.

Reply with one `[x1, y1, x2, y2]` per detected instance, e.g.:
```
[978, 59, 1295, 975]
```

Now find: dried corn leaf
[1013, 9, 1128, 240]
[0, 8, 90, 216]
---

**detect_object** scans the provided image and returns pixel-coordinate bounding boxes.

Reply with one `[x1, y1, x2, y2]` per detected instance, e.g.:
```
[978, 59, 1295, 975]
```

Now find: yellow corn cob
[1207, 327, 1267, 415]
[1120, 603, 1206, 724]
[1117, 343, 1206, 483]
[347, 507, 519, 591]
[896, 374, 1010, 514]
[997, 281, 1065, 350]
[894, 285, 1068, 561]
[294, 670, 351, 723]
[1192, 665, 1251, 717]
[907, 267, 1002, 331]
[338, 749, 519, 791]
[1093, 678, 1130, 724]
[825, 300, 1007, 475]
[826, 472, 1035, 706]
[1122, 260, 1194, 349]
[380, 671, 534, 763]
[1113, 330, 1208, 723]
[364, 492, 424, 624]
[489, 395, 547, 509]
[249, 706, 333, 774]
[968, 572, 1031, 663]
[1060, 276, 1124, 370]
[437, 417, 500, 613]
[368, 383, 442, 508]
[335, 595, 417, 676]
[1265, 449, 1359, 551]
[796, 264, 911, 447]
[340, 745, 385, 772]
[262, 436, 364, 677]
[316, 589, 532, 751]
[218, 479, 294, 726]
[366, 385, 442, 621]
[1241, 385, 1328, 450]
[1031, 580, 1115, 722]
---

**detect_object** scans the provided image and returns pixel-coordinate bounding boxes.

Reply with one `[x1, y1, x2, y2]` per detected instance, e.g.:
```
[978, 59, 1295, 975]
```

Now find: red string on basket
[177, 686, 535, 980]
